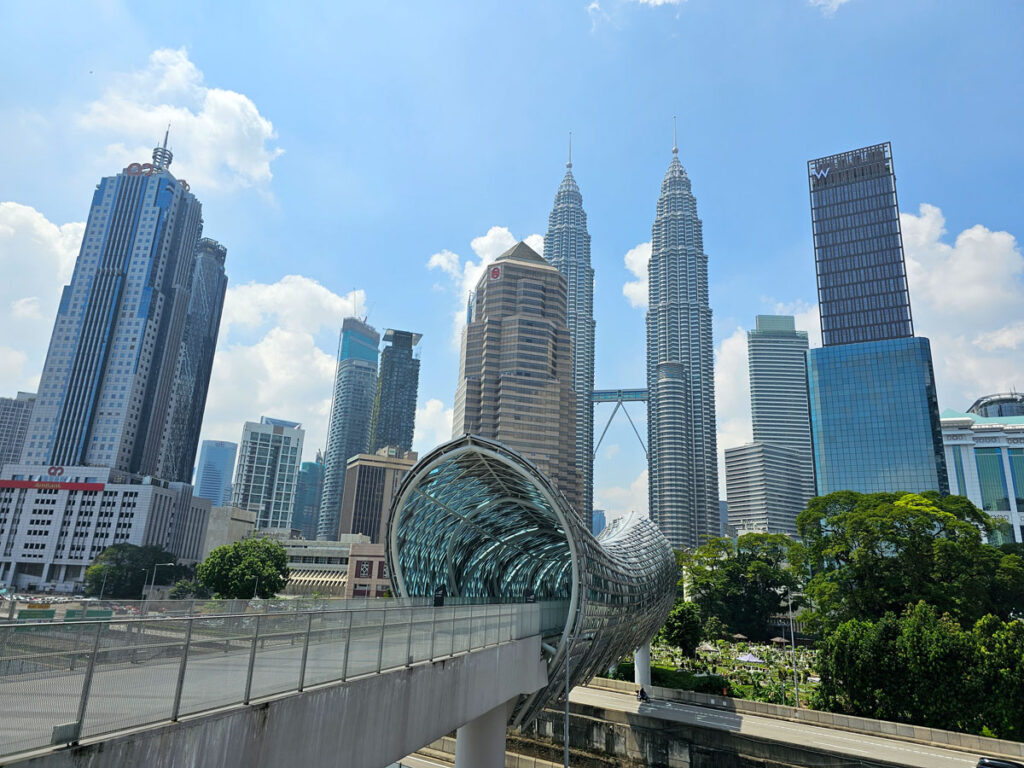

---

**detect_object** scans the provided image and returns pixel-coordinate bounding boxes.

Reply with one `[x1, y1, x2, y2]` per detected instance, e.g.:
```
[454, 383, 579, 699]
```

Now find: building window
[975, 448, 1010, 512]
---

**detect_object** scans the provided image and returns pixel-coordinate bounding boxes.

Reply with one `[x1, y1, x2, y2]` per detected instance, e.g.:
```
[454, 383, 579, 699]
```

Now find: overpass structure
[1, 436, 678, 768]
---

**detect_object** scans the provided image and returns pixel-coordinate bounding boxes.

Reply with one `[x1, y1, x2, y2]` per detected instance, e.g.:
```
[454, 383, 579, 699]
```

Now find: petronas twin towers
[543, 137, 717, 550]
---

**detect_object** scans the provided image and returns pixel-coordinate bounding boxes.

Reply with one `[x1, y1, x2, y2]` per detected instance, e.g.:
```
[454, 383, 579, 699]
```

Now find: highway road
[571, 686, 987, 768]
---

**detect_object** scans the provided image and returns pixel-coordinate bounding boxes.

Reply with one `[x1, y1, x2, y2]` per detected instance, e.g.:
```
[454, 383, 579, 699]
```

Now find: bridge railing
[0, 600, 568, 760]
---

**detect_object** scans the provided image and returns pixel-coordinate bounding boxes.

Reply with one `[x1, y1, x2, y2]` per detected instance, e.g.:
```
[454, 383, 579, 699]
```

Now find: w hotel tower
[806, 143, 947, 495]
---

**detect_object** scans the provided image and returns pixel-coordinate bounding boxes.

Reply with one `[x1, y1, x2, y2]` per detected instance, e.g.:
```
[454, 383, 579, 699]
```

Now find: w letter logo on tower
[812, 167, 830, 180]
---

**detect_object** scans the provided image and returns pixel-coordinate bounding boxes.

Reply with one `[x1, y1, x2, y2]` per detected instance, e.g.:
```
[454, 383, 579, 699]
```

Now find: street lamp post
[98, 569, 108, 601]
[785, 588, 800, 707]
[146, 562, 175, 602]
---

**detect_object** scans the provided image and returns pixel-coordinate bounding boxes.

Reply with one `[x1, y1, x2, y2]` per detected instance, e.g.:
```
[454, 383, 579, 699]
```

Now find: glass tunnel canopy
[386, 435, 677, 727]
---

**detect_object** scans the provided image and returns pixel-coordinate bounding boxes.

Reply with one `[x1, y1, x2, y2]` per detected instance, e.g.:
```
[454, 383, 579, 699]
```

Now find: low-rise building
[200, 505, 257, 560]
[277, 533, 371, 596]
[0, 464, 210, 593]
[343, 542, 389, 598]
[338, 448, 416, 543]
[942, 409, 1024, 544]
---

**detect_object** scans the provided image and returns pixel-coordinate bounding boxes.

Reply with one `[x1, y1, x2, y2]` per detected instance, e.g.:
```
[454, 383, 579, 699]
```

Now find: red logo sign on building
[48, 466, 64, 477]
[489, 266, 501, 280]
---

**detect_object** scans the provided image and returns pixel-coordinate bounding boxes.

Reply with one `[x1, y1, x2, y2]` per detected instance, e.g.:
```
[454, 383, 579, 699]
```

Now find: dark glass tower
[809, 143, 913, 346]
[646, 141, 718, 550]
[806, 142, 947, 496]
[292, 450, 325, 540]
[20, 136, 206, 476]
[158, 237, 228, 482]
[318, 317, 379, 539]
[368, 329, 421, 453]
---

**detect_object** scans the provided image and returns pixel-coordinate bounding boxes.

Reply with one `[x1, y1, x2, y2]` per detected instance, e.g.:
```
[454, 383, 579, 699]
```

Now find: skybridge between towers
[1, 435, 677, 768]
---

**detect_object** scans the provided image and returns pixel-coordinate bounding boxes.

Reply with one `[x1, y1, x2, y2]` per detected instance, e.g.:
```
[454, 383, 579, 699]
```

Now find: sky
[1, 1, 1022, 522]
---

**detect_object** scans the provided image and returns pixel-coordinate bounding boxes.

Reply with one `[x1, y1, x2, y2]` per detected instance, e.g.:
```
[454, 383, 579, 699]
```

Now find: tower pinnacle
[152, 124, 173, 171]
[672, 115, 678, 155]
[567, 131, 572, 169]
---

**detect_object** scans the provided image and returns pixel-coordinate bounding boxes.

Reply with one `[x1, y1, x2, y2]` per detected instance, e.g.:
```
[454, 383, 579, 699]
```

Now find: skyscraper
[368, 329, 421, 453]
[646, 138, 718, 550]
[232, 417, 304, 530]
[318, 318, 380, 540]
[806, 143, 947, 495]
[292, 450, 325, 540]
[0, 392, 35, 468]
[20, 136, 207, 476]
[543, 143, 595, 529]
[194, 439, 237, 507]
[338, 447, 417, 543]
[157, 237, 229, 482]
[725, 315, 815, 536]
[453, 242, 582, 511]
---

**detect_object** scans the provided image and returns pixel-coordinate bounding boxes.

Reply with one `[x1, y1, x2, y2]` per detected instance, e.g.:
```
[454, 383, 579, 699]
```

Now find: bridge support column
[454, 698, 514, 768]
[634, 642, 651, 688]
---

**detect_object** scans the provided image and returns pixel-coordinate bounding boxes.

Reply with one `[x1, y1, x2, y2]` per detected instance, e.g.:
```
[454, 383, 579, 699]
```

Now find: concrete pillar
[454, 700, 511, 768]
[634, 642, 652, 688]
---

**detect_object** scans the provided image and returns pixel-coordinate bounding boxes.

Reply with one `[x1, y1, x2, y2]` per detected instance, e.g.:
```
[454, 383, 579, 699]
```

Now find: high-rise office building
[292, 450, 325, 540]
[806, 143, 947, 495]
[543, 146, 595, 529]
[157, 238, 228, 482]
[318, 318, 380, 540]
[453, 242, 582, 511]
[646, 140, 718, 550]
[232, 417, 305, 530]
[338, 447, 417, 543]
[725, 316, 814, 536]
[21, 137, 207, 476]
[0, 392, 35, 468]
[194, 439, 237, 507]
[591, 509, 606, 537]
[368, 330, 421, 453]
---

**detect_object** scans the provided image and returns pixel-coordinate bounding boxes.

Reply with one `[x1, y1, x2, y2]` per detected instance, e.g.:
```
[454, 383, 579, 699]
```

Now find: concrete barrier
[587, 677, 1024, 759]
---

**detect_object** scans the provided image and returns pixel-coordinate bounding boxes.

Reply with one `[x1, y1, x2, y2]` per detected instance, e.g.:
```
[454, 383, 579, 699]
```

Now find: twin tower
[453, 141, 718, 550]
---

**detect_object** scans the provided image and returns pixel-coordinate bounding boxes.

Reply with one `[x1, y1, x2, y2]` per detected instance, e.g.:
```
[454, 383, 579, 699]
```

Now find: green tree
[973, 614, 1024, 740]
[793, 491, 1024, 632]
[196, 538, 289, 599]
[84, 544, 185, 598]
[682, 533, 798, 641]
[168, 579, 212, 599]
[660, 601, 702, 656]
[701, 615, 730, 641]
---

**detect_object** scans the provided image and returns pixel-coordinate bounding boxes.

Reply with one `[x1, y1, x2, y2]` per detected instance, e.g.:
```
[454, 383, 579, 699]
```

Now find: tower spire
[672, 115, 678, 155]
[152, 124, 173, 171]
[567, 131, 573, 169]
[163, 123, 170, 150]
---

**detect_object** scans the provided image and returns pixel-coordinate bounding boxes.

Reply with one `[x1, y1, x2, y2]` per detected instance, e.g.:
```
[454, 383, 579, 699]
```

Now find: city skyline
[1, 3, 1022, 523]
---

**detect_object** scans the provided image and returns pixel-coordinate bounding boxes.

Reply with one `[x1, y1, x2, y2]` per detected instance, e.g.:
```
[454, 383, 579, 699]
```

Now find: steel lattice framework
[387, 435, 676, 727]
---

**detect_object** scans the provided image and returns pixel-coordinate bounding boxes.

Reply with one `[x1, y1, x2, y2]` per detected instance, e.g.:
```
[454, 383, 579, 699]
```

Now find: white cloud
[902, 203, 1024, 407]
[622, 241, 651, 309]
[0, 203, 83, 393]
[714, 326, 753, 490]
[594, 469, 649, 522]
[413, 398, 454, 456]
[199, 277, 367, 457]
[426, 225, 544, 348]
[808, 0, 853, 14]
[77, 48, 283, 193]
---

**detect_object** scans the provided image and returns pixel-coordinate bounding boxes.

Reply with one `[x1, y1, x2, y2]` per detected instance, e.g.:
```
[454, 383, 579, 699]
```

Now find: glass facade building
[807, 337, 947, 495]
[318, 318, 380, 540]
[808, 142, 913, 347]
[942, 409, 1024, 544]
[387, 435, 676, 728]
[292, 451, 325, 540]
[0, 392, 35, 468]
[543, 153, 596, 530]
[646, 145, 718, 550]
[968, 393, 1024, 419]
[194, 439, 237, 507]
[368, 330, 421, 454]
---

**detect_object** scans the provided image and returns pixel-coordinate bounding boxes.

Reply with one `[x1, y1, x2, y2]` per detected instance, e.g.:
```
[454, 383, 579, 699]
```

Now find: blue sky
[1, 0, 1022, 519]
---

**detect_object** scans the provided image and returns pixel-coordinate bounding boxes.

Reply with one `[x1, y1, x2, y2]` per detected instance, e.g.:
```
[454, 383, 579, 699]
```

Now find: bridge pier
[634, 642, 652, 688]
[454, 698, 515, 768]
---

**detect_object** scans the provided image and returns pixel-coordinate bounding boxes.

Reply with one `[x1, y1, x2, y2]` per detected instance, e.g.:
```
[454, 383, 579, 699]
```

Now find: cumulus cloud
[0, 203, 83, 393]
[199, 278, 366, 456]
[413, 398, 454, 455]
[594, 469, 649, 522]
[77, 48, 283, 192]
[622, 241, 651, 309]
[426, 225, 544, 348]
[713, 326, 753, 486]
[808, 0, 853, 14]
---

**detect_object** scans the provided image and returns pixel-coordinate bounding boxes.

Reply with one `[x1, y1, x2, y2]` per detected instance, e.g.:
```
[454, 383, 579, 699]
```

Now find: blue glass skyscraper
[194, 439, 237, 506]
[318, 317, 380, 539]
[20, 136, 209, 477]
[293, 450, 325, 540]
[368, 329, 421, 454]
[806, 143, 947, 495]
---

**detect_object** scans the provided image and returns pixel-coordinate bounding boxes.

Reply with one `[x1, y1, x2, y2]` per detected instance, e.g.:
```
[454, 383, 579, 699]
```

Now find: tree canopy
[196, 537, 289, 599]
[660, 601, 702, 656]
[681, 533, 798, 641]
[793, 491, 1024, 632]
[84, 544, 186, 598]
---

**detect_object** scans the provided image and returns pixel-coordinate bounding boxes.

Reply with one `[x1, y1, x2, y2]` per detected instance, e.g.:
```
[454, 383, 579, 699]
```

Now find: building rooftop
[940, 408, 1024, 427]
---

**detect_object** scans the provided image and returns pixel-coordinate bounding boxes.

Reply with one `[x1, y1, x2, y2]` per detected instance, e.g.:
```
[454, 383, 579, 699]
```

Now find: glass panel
[976, 448, 1010, 511]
